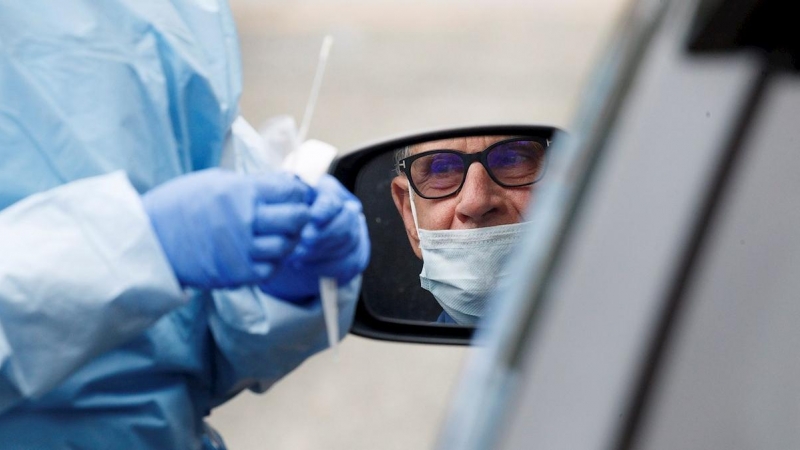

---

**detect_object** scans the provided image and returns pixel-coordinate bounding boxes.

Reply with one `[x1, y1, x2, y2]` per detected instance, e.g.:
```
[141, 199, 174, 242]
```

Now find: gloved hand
[141, 168, 313, 289]
[258, 175, 371, 302]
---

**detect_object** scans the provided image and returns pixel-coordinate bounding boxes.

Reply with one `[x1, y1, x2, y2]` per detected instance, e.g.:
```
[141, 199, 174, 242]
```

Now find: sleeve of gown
[207, 277, 360, 406]
[0, 172, 186, 413]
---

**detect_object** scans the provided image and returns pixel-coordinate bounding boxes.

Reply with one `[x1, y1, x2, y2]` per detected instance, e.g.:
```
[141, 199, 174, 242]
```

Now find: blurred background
[208, 0, 632, 448]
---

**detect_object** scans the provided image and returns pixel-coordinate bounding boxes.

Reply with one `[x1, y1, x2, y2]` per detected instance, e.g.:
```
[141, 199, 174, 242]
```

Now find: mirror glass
[353, 131, 553, 327]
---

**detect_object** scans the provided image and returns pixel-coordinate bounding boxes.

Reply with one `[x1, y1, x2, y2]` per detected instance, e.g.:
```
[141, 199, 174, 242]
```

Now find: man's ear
[391, 176, 422, 259]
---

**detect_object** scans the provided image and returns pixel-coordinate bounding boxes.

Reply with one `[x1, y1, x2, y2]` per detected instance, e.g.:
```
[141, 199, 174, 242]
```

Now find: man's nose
[454, 163, 501, 224]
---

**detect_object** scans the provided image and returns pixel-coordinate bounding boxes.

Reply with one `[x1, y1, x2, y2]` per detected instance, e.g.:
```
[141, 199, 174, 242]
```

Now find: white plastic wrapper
[223, 34, 341, 357]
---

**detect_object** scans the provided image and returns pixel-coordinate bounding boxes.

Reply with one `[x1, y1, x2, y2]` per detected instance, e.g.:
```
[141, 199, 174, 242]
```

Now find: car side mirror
[331, 124, 564, 345]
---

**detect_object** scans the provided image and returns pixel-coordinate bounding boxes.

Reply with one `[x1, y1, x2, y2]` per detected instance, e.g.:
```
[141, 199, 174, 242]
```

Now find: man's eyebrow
[410, 141, 455, 153]
[410, 135, 532, 153]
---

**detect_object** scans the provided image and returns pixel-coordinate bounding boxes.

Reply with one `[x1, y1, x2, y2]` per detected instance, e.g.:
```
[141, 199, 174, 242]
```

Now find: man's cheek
[516, 190, 534, 216]
[420, 201, 456, 230]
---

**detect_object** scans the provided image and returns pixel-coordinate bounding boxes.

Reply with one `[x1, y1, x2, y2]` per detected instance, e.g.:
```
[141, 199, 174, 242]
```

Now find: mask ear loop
[408, 187, 420, 233]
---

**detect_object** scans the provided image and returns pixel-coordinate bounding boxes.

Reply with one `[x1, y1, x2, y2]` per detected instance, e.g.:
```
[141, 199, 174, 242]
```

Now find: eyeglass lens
[409, 139, 545, 198]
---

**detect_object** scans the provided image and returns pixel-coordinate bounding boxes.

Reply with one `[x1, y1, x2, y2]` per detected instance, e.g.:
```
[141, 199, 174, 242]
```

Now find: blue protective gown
[0, 1, 358, 449]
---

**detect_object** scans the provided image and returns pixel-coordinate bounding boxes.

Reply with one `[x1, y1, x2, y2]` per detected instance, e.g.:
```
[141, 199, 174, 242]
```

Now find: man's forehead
[410, 135, 516, 154]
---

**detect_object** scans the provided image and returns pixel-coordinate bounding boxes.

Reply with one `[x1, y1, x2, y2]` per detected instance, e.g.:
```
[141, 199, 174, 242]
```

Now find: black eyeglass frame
[396, 136, 550, 200]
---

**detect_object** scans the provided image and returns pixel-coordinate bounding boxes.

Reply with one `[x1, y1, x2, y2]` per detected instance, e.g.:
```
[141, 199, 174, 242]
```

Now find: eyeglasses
[397, 137, 549, 199]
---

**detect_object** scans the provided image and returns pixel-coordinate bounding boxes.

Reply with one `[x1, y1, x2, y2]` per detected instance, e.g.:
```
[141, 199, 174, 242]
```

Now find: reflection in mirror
[355, 133, 551, 327]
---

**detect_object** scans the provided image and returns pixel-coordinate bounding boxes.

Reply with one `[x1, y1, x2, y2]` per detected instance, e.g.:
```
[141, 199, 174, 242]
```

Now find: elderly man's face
[391, 135, 536, 259]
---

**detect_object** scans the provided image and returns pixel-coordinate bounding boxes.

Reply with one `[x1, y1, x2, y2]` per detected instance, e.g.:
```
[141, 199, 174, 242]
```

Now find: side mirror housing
[332, 124, 563, 345]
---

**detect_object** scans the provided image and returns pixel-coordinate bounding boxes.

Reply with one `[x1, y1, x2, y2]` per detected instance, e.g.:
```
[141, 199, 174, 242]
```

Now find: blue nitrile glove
[142, 168, 313, 289]
[258, 175, 371, 302]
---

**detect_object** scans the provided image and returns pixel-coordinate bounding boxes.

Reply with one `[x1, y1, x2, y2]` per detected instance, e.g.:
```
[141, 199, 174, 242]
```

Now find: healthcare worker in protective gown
[0, 1, 369, 449]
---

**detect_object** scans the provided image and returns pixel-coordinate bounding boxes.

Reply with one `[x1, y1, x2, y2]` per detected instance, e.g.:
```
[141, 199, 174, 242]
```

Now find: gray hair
[393, 145, 411, 177]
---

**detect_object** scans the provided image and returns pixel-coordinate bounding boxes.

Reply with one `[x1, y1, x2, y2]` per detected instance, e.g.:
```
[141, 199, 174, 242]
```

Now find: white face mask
[409, 190, 530, 325]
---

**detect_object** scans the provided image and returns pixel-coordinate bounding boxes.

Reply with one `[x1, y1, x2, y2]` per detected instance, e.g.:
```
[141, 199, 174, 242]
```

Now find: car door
[434, 0, 800, 448]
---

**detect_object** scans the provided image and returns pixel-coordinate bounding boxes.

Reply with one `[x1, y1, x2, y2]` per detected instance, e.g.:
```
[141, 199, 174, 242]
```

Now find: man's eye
[421, 153, 463, 176]
[489, 143, 544, 170]
[493, 151, 526, 167]
[430, 158, 460, 174]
